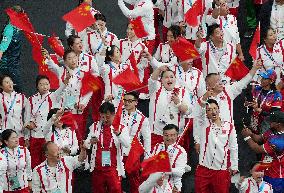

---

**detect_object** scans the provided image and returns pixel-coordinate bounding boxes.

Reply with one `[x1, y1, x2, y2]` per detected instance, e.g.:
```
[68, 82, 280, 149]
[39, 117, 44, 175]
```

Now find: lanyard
[123, 111, 138, 134]
[6, 94, 17, 115]
[258, 181, 265, 192]
[4, 147, 21, 174]
[44, 161, 62, 188]
[209, 41, 226, 66]
[256, 89, 273, 109]
[32, 93, 50, 117]
[263, 45, 282, 68]
[97, 31, 109, 52]
[99, 124, 114, 149]
[54, 129, 69, 142]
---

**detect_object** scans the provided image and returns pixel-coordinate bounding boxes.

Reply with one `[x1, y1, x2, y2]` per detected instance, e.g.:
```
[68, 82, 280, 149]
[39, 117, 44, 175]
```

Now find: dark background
[0, 0, 257, 192]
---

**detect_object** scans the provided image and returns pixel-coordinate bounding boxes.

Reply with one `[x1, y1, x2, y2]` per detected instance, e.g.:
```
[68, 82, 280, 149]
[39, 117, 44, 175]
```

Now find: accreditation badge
[102, 151, 111, 167]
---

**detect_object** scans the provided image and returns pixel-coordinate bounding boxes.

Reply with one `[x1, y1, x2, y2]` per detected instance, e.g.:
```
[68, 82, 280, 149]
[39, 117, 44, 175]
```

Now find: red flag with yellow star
[184, 0, 203, 27]
[224, 57, 249, 81]
[112, 96, 124, 132]
[249, 23, 260, 60]
[171, 37, 200, 61]
[130, 16, 148, 38]
[62, 3, 96, 32]
[141, 151, 171, 178]
[112, 67, 143, 92]
[80, 72, 104, 96]
[125, 135, 145, 174]
[48, 35, 65, 58]
[5, 8, 35, 32]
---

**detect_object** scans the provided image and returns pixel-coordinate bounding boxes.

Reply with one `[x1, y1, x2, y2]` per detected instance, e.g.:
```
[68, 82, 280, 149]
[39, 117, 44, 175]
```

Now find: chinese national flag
[171, 37, 200, 61]
[128, 52, 139, 77]
[112, 68, 143, 92]
[141, 151, 171, 178]
[224, 57, 249, 81]
[125, 136, 145, 174]
[62, 3, 97, 32]
[112, 97, 124, 132]
[48, 35, 65, 58]
[5, 8, 35, 32]
[39, 54, 60, 89]
[130, 16, 148, 38]
[249, 24, 260, 60]
[80, 72, 104, 96]
[184, 0, 203, 27]
[24, 31, 45, 49]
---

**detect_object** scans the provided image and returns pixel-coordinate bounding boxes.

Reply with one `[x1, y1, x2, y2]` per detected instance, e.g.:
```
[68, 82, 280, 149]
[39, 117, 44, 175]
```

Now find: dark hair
[163, 124, 179, 133]
[43, 141, 55, 154]
[124, 91, 139, 100]
[205, 73, 219, 83]
[67, 35, 80, 48]
[78, 0, 85, 5]
[206, 98, 219, 108]
[95, 13, 106, 22]
[160, 68, 174, 79]
[63, 48, 76, 61]
[47, 108, 66, 132]
[0, 74, 13, 93]
[36, 75, 50, 89]
[99, 102, 115, 114]
[261, 27, 274, 45]
[105, 45, 118, 63]
[206, 24, 220, 40]
[1, 129, 17, 147]
[168, 25, 181, 39]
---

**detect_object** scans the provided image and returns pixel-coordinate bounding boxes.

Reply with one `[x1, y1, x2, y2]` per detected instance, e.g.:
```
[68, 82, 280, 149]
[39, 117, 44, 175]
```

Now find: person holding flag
[118, 0, 156, 54]
[194, 99, 238, 193]
[148, 65, 192, 149]
[0, 6, 26, 92]
[119, 22, 151, 116]
[121, 91, 151, 193]
[24, 74, 69, 168]
[84, 102, 130, 193]
[149, 124, 188, 192]
[242, 111, 284, 193]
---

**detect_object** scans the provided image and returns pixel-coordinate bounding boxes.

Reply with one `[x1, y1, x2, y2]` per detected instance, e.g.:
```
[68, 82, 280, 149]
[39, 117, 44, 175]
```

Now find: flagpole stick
[176, 119, 192, 145]
[127, 85, 149, 93]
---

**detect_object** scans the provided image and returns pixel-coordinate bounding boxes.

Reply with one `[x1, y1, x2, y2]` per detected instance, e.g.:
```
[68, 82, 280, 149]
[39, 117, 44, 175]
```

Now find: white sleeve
[170, 150, 187, 191]
[139, 172, 163, 193]
[90, 57, 100, 77]
[197, 42, 207, 55]
[70, 131, 79, 155]
[229, 125, 238, 171]
[153, 44, 162, 62]
[193, 105, 206, 144]
[226, 73, 253, 100]
[50, 82, 66, 103]
[43, 117, 54, 137]
[150, 57, 168, 69]
[238, 179, 249, 193]
[148, 76, 161, 96]
[140, 118, 151, 156]
[205, 14, 218, 26]
[79, 91, 93, 107]
[32, 169, 42, 192]
[197, 73, 206, 98]
[25, 148, 32, 181]
[177, 0, 184, 22]
[117, 126, 131, 148]
[84, 123, 95, 149]
[65, 22, 74, 37]
[64, 156, 81, 171]
[118, 0, 151, 19]
[46, 58, 62, 78]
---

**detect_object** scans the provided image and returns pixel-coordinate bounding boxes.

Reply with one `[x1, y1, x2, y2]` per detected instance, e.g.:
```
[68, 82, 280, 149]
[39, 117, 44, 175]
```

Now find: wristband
[244, 136, 251, 141]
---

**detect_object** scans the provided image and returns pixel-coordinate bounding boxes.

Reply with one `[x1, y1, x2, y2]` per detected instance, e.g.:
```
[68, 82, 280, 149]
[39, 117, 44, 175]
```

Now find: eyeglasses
[123, 99, 137, 103]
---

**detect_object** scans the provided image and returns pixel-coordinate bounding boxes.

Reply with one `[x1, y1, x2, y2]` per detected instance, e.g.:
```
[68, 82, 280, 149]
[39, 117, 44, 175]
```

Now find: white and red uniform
[227, 0, 239, 17]
[197, 40, 236, 79]
[177, 0, 213, 41]
[84, 121, 130, 193]
[121, 108, 151, 193]
[148, 78, 192, 148]
[238, 177, 273, 193]
[155, 0, 180, 41]
[118, 0, 156, 53]
[270, 1, 284, 42]
[195, 121, 238, 193]
[32, 156, 82, 193]
[0, 91, 27, 141]
[151, 143, 187, 192]
[0, 152, 7, 193]
[254, 40, 284, 84]
[46, 52, 99, 140]
[154, 42, 177, 65]
[24, 84, 66, 168]
[100, 62, 129, 108]
[1, 146, 31, 192]
[44, 119, 79, 156]
[119, 38, 150, 98]
[82, 28, 119, 56]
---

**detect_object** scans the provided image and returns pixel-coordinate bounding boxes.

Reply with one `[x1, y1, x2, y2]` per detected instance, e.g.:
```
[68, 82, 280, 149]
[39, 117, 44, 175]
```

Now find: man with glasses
[121, 91, 151, 193]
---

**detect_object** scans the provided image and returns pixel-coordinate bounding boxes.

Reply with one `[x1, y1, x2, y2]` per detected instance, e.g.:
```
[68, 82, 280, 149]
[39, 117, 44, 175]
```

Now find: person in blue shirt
[0, 5, 24, 92]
